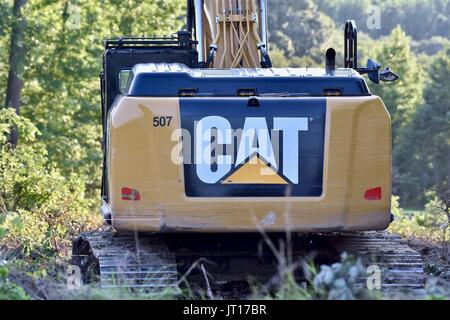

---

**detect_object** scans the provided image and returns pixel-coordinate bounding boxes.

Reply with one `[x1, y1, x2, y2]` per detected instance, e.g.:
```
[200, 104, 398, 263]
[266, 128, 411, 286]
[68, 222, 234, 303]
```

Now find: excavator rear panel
[104, 64, 392, 233]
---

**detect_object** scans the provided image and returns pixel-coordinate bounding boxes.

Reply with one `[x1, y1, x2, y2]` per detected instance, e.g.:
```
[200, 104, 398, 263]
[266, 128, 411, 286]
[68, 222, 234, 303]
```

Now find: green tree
[268, 0, 336, 62]
[318, 0, 450, 41]
[395, 47, 450, 207]
[316, 0, 372, 34]
[19, 0, 184, 192]
[369, 26, 424, 142]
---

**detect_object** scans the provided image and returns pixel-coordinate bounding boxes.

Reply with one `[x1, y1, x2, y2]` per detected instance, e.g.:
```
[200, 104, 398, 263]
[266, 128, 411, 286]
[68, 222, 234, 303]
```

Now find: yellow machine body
[105, 76, 392, 233]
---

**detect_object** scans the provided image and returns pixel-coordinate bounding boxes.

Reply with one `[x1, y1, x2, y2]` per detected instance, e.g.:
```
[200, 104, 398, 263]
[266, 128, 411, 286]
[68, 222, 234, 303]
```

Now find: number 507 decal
[153, 116, 172, 127]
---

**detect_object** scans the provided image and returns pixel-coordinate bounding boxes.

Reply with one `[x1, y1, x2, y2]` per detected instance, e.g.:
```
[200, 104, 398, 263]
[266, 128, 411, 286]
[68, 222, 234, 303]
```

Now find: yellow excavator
[72, 0, 425, 295]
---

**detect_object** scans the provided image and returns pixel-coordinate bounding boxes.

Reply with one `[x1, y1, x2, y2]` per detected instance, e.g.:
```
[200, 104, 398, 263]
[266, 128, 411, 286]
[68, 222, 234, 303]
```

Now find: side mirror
[379, 68, 399, 82]
[357, 59, 399, 84]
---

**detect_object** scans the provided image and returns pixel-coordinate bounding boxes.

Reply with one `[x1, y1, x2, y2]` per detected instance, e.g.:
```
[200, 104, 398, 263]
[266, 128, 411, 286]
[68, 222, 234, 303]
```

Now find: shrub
[0, 109, 99, 258]
[0, 266, 29, 300]
[390, 195, 449, 253]
[262, 253, 371, 300]
[307, 253, 368, 300]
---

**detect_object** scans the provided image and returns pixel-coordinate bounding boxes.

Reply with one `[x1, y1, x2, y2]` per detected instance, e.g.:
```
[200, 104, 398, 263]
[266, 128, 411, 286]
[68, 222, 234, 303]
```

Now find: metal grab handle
[194, 0, 204, 65]
[344, 20, 357, 69]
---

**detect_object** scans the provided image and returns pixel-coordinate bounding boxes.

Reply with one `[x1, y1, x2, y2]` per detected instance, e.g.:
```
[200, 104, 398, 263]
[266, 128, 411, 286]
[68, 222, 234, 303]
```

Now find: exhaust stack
[326, 48, 336, 74]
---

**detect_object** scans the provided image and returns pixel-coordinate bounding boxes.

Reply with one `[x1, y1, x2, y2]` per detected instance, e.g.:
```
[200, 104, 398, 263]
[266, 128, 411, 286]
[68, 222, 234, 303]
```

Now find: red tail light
[364, 187, 382, 200]
[121, 187, 141, 201]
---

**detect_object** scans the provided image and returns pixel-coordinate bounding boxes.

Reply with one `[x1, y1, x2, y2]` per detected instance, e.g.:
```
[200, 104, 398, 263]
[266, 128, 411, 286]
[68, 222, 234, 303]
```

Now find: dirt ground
[407, 238, 450, 292]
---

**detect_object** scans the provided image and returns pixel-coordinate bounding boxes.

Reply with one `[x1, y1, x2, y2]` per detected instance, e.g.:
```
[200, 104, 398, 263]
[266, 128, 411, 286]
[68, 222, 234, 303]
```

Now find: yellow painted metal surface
[222, 156, 289, 185]
[107, 96, 391, 233]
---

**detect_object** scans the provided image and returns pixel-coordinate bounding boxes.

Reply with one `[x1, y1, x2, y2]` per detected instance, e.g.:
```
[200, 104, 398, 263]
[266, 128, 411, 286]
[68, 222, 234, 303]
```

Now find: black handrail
[344, 20, 358, 69]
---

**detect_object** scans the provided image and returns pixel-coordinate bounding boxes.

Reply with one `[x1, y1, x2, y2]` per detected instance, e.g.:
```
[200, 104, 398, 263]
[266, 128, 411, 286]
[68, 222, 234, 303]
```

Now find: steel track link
[328, 232, 426, 294]
[72, 231, 178, 293]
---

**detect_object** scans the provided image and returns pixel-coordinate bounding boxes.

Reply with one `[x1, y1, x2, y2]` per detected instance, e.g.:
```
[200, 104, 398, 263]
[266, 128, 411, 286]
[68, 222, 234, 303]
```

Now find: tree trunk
[4, 0, 27, 145]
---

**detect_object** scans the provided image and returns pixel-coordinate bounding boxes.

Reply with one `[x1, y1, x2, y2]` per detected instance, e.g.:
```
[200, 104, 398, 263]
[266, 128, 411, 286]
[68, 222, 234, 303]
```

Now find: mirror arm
[355, 68, 374, 75]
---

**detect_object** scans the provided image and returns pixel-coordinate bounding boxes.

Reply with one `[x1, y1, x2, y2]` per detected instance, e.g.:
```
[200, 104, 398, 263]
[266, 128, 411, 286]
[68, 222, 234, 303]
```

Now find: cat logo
[195, 116, 309, 185]
[179, 98, 325, 197]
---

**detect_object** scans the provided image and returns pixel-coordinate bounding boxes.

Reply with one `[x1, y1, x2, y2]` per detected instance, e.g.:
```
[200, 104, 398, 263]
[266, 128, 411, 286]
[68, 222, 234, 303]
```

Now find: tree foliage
[19, 0, 185, 191]
[317, 0, 450, 41]
[268, 0, 336, 64]
[394, 48, 450, 207]
[369, 27, 424, 140]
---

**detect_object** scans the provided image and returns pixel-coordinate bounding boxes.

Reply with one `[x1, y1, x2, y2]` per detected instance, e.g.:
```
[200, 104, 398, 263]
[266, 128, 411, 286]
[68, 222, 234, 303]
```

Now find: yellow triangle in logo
[222, 155, 289, 184]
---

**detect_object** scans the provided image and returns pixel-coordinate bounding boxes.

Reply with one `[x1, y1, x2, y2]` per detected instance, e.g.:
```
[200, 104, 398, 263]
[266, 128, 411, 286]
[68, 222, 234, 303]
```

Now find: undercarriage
[72, 230, 426, 298]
